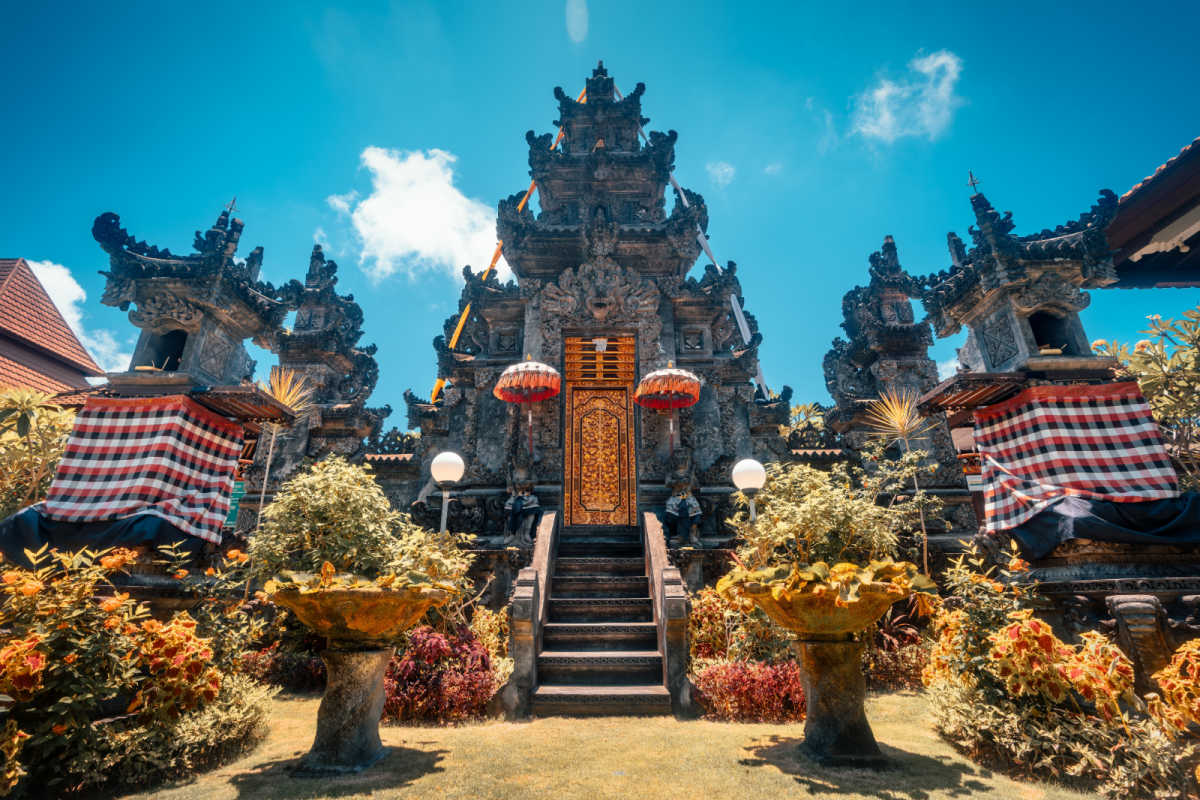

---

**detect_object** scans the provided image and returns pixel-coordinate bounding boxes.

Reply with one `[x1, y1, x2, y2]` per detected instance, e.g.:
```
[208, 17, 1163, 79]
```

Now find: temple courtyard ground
[118, 691, 1098, 800]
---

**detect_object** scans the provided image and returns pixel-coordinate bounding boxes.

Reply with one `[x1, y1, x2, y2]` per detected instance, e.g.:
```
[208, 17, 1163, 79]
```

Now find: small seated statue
[503, 465, 541, 548]
[663, 458, 702, 548]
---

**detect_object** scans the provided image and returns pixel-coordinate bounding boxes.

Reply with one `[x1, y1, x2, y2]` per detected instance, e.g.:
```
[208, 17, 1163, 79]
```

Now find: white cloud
[26, 260, 132, 373]
[937, 357, 960, 380]
[566, 0, 588, 43]
[329, 147, 507, 282]
[706, 161, 736, 188]
[852, 50, 963, 143]
[763, 162, 783, 176]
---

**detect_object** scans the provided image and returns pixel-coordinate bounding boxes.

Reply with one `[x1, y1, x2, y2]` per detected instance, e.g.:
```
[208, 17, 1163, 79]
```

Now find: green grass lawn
[120, 690, 1100, 800]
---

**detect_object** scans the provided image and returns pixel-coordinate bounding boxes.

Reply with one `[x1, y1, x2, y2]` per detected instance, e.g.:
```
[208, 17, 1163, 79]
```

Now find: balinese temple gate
[400, 64, 791, 716]
[403, 63, 788, 545]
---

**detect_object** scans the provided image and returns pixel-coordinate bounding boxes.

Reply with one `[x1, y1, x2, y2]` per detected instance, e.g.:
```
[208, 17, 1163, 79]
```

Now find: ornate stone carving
[128, 292, 204, 330]
[1012, 273, 1091, 314]
[541, 257, 659, 322]
[979, 312, 1019, 367]
[1106, 594, 1176, 693]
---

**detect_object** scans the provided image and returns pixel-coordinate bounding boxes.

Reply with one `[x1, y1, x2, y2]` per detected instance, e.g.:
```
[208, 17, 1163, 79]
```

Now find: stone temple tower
[403, 63, 789, 539]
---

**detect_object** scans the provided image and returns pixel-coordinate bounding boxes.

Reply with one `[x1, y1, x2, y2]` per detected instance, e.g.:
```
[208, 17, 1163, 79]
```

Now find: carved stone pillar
[1106, 594, 1175, 692]
[296, 647, 394, 775]
[792, 637, 887, 768]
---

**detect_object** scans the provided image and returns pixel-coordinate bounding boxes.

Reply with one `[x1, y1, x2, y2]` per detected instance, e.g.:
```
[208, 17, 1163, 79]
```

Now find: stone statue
[663, 452, 702, 547]
[504, 464, 541, 548]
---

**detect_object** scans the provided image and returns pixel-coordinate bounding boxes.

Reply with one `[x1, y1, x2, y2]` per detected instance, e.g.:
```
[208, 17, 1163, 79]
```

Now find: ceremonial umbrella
[493, 358, 562, 458]
[634, 363, 701, 454]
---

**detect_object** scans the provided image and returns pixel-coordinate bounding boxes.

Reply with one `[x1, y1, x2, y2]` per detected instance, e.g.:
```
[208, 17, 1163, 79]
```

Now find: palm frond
[259, 366, 313, 419]
[863, 388, 933, 445]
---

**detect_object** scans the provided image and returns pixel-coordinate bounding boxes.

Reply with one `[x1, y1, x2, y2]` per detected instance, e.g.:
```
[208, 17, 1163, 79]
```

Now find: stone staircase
[531, 526, 672, 716]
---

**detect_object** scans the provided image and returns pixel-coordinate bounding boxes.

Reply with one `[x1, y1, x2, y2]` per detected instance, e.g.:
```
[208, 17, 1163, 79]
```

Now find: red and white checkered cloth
[41, 395, 243, 544]
[975, 381, 1178, 532]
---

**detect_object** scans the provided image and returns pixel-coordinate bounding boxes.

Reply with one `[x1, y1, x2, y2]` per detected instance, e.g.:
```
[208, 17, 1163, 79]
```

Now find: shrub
[863, 642, 929, 691]
[693, 660, 806, 722]
[240, 642, 326, 693]
[924, 544, 1200, 799]
[1149, 638, 1200, 734]
[726, 444, 939, 569]
[251, 456, 471, 586]
[0, 547, 271, 797]
[687, 587, 792, 664]
[382, 626, 495, 723]
[0, 389, 74, 519]
[469, 605, 513, 690]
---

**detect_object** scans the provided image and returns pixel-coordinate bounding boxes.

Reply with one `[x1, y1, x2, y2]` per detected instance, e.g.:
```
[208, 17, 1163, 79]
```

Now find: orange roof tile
[0, 258, 103, 376]
[0, 347, 90, 395]
[1121, 135, 1200, 203]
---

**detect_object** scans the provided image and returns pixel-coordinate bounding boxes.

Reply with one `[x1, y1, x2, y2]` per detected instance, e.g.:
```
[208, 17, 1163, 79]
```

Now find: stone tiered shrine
[916, 188, 1200, 687]
[246, 245, 389, 496]
[93, 208, 391, 533]
[823, 236, 977, 545]
[94, 208, 287, 383]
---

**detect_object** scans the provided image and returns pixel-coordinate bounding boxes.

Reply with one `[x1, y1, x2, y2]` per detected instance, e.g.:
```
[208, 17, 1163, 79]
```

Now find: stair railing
[642, 511, 692, 716]
[505, 511, 558, 717]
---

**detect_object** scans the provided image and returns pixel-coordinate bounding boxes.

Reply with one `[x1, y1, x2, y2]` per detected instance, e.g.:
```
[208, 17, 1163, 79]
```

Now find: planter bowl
[742, 581, 906, 637]
[272, 585, 449, 648]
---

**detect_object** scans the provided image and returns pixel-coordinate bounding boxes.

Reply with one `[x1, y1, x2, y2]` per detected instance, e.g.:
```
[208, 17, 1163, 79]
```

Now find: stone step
[531, 684, 672, 717]
[537, 650, 663, 685]
[542, 621, 659, 651]
[554, 557, 645, 577]
[556, 538, 644, 557]
[561, 525, 640, 537]
[547, 596, 652, 622]
[551, 575, 649, 598]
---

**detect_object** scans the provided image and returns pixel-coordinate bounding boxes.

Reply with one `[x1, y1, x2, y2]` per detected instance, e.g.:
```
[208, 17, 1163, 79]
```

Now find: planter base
[794, 637, 887, 769]
[293, 647, 394, 776]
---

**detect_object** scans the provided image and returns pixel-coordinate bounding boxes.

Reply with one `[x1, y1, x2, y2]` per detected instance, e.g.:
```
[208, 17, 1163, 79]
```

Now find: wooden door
[563, 336, 637, 527]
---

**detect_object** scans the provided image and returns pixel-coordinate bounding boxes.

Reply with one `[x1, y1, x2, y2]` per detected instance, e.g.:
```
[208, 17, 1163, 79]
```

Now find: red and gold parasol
[635, 364, 701, 453]
[494, 358, 562, 458]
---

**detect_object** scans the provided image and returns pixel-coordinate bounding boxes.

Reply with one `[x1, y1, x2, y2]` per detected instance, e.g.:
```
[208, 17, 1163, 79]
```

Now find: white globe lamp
[731, 458, 767, 522]
[431, 451, 466, 533]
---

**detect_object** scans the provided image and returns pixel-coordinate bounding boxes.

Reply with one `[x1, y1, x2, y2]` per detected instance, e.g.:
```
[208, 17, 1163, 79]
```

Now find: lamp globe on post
[731, 458, 767, 522]
[430, 451, 466, 534]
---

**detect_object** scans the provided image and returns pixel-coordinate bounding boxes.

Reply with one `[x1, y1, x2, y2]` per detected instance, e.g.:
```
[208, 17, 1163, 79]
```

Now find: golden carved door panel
[563, 336, 637, 527]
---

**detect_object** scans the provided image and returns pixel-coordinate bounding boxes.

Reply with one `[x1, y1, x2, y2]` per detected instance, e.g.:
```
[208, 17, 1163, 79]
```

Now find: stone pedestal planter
[297, 647, 394, 775]
[272, 584, 448, 776]
[720, 571, 925, 769]
[793, 636, 886, 768]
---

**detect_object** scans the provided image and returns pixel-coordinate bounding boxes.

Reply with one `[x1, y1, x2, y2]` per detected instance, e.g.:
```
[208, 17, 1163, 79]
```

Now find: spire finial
[967, 171, 981, 194]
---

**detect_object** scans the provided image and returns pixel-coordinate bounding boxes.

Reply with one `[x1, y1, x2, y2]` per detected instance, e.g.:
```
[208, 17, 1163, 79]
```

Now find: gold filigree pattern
[565, 385, 636, 526]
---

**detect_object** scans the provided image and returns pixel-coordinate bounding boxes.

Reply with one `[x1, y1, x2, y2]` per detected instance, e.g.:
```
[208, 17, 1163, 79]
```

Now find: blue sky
[3, 1, 1198, 420]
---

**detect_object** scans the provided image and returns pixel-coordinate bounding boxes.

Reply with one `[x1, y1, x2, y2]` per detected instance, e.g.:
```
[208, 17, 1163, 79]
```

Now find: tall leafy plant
[0, 390, 75, 518]
[1094, 307, 1200, 491]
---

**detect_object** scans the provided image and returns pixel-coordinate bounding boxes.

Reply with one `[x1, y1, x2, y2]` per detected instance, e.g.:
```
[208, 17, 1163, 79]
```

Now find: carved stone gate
[563, 335, 637, 526]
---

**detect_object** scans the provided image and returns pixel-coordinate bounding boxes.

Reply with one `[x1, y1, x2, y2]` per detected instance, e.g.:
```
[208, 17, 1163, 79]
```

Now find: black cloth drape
[1009, 493, 1200, 560]
[0, 506, 205, 568]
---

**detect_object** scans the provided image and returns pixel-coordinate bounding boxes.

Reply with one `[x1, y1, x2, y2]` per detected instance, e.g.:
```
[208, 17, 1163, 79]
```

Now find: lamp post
[731, 458, 767, 522]
[430, 451, 465, 534]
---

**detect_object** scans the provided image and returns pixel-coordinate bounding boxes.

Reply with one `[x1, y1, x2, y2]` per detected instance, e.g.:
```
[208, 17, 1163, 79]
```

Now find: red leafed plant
[382, 626, 495, 723]
[692, 660, 806, 723]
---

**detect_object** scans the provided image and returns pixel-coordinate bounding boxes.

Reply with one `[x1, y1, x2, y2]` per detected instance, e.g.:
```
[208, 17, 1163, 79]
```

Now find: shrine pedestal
[793, 637, 888, 769]
[294, 647, 394, 776]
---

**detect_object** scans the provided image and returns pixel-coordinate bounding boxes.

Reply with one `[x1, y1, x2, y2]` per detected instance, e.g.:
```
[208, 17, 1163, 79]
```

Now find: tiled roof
[0, 258, 103, 376]
[1121, 136, 1200, 203]
[0, 345, 91, 394]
